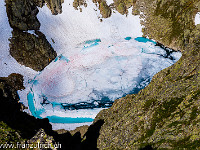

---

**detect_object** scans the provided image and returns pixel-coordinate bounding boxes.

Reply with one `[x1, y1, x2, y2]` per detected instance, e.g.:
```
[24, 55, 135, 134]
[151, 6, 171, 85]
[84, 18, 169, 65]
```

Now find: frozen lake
[27, 36, 181, 128]
[0, 0, 182, 130]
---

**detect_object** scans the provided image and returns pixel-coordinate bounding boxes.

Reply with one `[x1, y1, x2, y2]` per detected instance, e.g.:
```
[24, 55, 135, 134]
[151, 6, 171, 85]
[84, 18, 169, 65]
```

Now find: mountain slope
[95, 0, 200, 149]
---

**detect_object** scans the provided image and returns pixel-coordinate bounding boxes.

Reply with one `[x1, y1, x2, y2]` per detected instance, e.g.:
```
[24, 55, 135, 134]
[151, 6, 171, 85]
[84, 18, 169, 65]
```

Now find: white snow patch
[195, 12, 200, 25]
[51, 122, 93, 131]
[37, 0, 143, 54]
[106, 0, 114, 5]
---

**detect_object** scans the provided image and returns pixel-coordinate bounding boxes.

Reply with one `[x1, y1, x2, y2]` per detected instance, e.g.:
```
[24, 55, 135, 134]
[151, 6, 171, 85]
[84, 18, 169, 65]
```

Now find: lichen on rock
[139, 0, 197, 51]
[45, 0, 64, 15]
[73, 0, 87, 10]
[114, 0, 135, 15]
[9, 30, 57, 71]
[99, 1, 112, 18]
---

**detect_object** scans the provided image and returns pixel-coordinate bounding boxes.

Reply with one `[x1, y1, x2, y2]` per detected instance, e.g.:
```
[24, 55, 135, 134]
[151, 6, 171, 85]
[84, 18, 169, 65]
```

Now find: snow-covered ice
[27, 37, 181, 129]
[51, 122, 93, 131]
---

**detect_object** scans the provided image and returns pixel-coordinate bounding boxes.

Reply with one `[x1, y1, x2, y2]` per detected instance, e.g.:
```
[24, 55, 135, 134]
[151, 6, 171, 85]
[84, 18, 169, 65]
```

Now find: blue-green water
[82, 39, 101, 50]
[27, 92, 94, 123]
[27, 92, 44, 119]
[124, 37, 132, 40]
[47, 116, 94, 123]
[54, 55, 70, 63]
[84, 39, 101, 44]
[134, 37, 156, 45]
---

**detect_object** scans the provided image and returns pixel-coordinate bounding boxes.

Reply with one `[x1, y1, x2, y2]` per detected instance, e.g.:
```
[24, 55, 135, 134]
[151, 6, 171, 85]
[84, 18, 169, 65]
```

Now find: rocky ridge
[5, 0, 40, 31]
[94, 0, 200, 149]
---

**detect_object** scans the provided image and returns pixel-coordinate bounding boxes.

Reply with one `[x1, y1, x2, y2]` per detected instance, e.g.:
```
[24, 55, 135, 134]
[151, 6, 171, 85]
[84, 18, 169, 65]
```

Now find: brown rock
[5, 0, 40, 31]
[45, 0, 64, 15]
[9, 30, 57, 71]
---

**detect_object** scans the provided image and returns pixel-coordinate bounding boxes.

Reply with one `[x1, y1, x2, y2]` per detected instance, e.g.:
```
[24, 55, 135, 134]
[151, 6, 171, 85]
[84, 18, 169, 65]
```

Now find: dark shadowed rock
[81, 120, 104, 150]
[0, 74, 53, 139]
[69, 125, 89, 138]
[0, 73, 24, 100]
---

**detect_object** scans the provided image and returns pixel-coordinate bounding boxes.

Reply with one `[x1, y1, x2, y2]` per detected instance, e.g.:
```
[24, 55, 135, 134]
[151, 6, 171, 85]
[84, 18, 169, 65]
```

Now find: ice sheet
[27, 37, 181, 126]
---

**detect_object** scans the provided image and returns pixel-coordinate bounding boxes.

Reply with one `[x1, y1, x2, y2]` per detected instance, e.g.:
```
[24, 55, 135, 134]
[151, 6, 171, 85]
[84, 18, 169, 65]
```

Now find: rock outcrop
[5, 0, 40, 31]
[95, 0, 200, 149]
[73, 0, 87, 11]
[28, 129, 56, 149]
[138, 0, 197, 51]
[0, 73, 24, 100]
[45, 0, 64, 15]
[9, 30, 57, 71]
[92, 0, 112, 18]
[0, 74, 53, 139]
[99, 1, 112, 18]
[113, 0, 134, 15]
[6, 0, 64, 30]
[5, 0, 57, 71]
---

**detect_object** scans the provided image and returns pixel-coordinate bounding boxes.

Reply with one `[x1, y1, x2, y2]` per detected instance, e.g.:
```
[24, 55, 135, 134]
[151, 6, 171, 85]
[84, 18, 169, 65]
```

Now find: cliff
[95, 0, 200, 149]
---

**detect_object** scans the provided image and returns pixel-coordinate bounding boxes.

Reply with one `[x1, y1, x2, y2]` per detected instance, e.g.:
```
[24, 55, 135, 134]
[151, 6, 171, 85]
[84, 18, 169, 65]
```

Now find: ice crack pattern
[27, 37, 182, 124]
